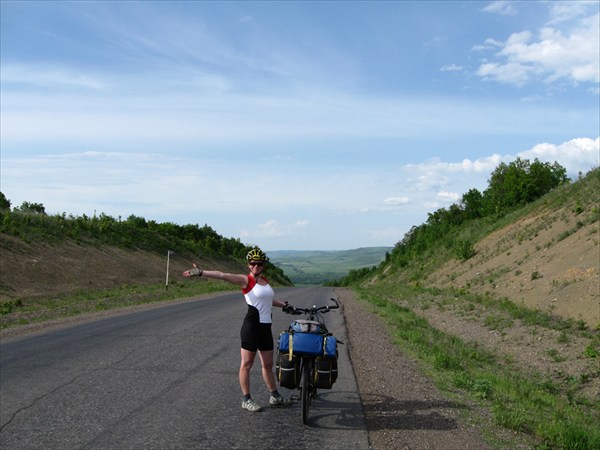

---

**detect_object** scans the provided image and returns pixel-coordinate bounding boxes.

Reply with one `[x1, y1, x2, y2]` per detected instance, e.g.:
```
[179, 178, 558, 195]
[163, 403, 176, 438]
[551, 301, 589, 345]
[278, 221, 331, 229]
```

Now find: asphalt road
[0, 286, 369, 449]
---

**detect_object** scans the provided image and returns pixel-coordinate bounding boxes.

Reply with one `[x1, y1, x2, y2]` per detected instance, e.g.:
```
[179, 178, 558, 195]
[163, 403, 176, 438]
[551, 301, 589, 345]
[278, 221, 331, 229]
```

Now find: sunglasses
[248, 261, 265, 267]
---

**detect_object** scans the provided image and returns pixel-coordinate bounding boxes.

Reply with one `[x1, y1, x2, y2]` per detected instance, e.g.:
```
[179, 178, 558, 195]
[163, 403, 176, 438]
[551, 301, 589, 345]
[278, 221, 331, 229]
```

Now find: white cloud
[517, 137, 600, 174]
[472, 38, 504, 52]
[240, 219, 309, 240]
[404, 154, 503, 184]
[437, 191, 461, 202]
[477, 61, 533, 86]
[482, 1, 518, 16]
[440, 64, 465, 72]
[452, 155, 504, 173]
[476, 12, 600, 86]
[547, 1, 593, 24]
[394, 137, 598, 213]
[407, 138, 598, 179]
[384, 196, 410, 206]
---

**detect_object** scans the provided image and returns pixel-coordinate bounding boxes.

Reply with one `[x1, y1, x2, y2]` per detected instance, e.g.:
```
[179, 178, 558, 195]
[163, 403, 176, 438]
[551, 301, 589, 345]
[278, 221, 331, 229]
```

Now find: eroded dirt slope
[428, 204, 599, 327]
[0, 234, 243, 301]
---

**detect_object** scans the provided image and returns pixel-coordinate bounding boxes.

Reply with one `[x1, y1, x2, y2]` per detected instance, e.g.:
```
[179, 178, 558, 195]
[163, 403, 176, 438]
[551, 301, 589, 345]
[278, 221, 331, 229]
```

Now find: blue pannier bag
[279, 331, 324, 356]
[278, 331, 292, 353]
[324, 336, 337, 357]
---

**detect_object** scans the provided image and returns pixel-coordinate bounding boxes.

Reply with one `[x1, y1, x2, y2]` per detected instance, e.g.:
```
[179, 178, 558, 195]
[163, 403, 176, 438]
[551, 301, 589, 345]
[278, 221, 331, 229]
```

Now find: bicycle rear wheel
[301, 358, 313, 425]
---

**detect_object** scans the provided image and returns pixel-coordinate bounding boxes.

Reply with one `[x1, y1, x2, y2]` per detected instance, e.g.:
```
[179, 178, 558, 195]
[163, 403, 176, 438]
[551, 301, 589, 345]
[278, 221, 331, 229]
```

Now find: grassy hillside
[0, 210, 292, 330]
[268, 247, 392, 285]
[339, 167, 599, 448]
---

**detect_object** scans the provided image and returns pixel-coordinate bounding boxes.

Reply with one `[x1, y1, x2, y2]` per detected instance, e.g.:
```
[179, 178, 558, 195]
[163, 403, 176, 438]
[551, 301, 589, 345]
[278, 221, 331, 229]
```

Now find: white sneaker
[241, 398, 262, 412]
[269, 394, 284, 406]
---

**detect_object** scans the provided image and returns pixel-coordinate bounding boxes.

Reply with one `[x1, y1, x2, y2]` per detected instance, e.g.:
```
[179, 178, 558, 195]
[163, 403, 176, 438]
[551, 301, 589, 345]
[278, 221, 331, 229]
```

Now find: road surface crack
[0, 374, 81, 432]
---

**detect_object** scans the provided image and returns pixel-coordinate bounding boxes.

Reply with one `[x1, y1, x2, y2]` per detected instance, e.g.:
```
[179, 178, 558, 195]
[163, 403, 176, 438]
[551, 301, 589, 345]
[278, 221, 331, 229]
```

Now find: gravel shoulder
[337, 288, 511, 450]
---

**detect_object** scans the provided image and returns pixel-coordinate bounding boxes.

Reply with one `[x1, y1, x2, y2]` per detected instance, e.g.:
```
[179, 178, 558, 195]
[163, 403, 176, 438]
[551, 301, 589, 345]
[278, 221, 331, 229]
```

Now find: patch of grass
[454, 239, 477, 261]
[557, 331, 570, 344]
[0, 299, 23, 315]
[545, 348, 567, 363]
[583, 345, 598, 359]
[0, 280, 237, 330]
[484, 314, 514, 332]
[531, 271, 543, 281]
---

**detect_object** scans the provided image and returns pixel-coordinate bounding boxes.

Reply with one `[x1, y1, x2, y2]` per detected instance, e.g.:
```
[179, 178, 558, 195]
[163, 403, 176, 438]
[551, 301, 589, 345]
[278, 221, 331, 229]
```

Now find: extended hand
[183, 263, 203, 277]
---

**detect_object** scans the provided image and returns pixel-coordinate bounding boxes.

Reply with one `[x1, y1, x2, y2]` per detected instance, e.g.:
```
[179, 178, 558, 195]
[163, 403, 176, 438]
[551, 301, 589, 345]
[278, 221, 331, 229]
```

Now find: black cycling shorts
[240, 320, 274, 352]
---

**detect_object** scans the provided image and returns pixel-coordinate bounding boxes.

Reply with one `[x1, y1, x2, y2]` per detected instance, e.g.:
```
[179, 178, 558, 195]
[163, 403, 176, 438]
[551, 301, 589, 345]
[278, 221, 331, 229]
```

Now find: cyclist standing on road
[183, 247, 294, 412]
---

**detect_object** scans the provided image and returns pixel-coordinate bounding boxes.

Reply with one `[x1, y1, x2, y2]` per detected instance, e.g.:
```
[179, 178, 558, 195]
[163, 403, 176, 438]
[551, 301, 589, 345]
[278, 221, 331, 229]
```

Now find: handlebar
[286, 297, 339, 316]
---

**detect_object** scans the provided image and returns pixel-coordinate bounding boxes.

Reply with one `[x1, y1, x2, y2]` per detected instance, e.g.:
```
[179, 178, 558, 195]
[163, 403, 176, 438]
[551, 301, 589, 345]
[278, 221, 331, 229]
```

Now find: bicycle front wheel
[301, 358, 313, 425]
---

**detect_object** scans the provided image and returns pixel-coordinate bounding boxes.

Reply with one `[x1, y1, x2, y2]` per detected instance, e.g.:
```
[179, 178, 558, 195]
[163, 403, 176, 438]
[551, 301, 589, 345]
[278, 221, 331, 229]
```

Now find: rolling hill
[268, 247, 392, 285]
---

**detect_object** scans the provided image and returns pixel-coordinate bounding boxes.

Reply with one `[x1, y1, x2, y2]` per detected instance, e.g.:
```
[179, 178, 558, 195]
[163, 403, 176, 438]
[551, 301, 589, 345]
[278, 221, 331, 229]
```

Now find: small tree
[16, 201, 46, 214]
[0, 192, 11, 211]
[483, 158, 568, 214]
[461, 188, 484, 219]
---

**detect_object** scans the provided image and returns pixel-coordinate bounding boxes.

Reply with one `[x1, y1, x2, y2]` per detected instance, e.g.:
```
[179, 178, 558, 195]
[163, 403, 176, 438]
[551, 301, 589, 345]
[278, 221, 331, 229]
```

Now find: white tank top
[242, 275, 274, 324]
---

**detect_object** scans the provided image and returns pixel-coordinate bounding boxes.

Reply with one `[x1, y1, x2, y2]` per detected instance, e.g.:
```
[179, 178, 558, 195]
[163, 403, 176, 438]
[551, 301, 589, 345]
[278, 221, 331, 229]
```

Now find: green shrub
[454, 239, 476, 260]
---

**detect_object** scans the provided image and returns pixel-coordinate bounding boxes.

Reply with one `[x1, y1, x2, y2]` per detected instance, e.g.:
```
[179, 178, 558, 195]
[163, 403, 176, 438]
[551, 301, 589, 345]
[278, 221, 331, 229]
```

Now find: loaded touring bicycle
[275, 298, 341, 425]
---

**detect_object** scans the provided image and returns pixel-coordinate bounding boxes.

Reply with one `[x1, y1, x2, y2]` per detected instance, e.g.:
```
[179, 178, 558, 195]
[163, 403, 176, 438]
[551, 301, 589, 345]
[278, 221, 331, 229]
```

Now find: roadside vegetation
[0, 193, 291, 286]
[335, 161, 599, 449]
[1, 197, 263, 260]
[0, 279, 240, 330]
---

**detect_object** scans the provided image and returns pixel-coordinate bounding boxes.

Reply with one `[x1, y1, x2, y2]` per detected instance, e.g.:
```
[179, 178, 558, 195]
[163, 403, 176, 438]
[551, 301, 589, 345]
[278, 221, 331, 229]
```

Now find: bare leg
[258, 350, 277, 391]
[240, 349, 256, 396]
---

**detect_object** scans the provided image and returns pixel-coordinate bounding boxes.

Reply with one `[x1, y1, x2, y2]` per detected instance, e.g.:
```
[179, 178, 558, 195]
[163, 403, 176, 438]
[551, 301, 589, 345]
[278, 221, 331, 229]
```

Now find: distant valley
[268, 247, 392, 285]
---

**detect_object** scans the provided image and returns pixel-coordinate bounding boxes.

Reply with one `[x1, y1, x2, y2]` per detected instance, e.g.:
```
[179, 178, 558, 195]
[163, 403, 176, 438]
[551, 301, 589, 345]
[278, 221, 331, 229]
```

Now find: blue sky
[1, 1, 598, 251]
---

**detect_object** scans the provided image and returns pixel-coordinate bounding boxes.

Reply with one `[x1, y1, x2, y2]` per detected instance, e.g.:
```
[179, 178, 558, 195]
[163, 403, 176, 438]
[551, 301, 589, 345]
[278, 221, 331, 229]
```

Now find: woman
[183, 247, 294, 412]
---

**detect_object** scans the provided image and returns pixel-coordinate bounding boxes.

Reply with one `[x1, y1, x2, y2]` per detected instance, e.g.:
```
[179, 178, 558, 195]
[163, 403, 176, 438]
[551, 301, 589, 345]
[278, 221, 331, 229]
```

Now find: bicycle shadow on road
[297, 390, 368, 430]
[357, 393, 467, 431]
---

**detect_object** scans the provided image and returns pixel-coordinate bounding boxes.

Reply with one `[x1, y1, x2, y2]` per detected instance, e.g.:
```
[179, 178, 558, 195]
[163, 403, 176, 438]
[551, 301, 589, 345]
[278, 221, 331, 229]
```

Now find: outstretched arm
[183, 263, 248, 288]
[273, 299, 288, 308]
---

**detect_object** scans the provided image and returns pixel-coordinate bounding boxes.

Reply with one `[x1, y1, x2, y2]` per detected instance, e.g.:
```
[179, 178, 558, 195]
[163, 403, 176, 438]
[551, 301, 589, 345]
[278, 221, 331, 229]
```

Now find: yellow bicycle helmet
[246, 247, 267, 262]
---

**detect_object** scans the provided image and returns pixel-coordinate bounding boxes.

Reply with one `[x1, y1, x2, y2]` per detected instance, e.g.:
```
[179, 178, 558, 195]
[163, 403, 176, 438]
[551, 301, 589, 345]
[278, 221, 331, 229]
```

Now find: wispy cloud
[241, 219, 309, 240]
[439, 64, 465, 73]
[384, 197, 410, 206]
[1, 64, 108, 90]
[437, 191, 461, 202]
[547, 1, 593, 25]
[482, 1, 518, 17]
[2, 82, 594, 151]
